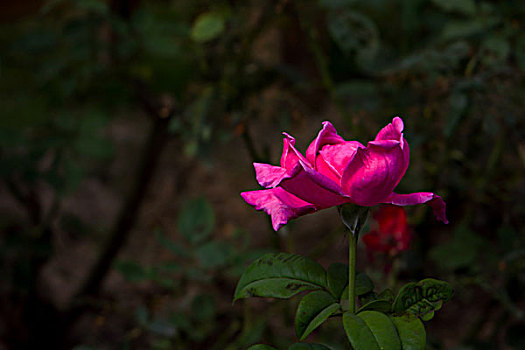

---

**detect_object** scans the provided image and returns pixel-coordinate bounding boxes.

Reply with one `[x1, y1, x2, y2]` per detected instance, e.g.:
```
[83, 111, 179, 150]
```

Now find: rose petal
[241, 187, 317, 231]
[375, 116, 404, 141]
[385, 192, 448, 224]
[315, 155, 340, 183]
[305, 121, 345, 165]
[318, 141, 365, 179]
[341, 139, 409, 206]
[253, 163, 297, 188]
[374, 116, 410, 167]
[280, 160, 350, 208]
[280, 132, 311, 170]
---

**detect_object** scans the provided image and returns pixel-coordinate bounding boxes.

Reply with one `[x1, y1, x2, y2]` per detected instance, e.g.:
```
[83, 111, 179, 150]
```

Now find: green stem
[348, 232, 358, 313]
[339, 204, 369, 314]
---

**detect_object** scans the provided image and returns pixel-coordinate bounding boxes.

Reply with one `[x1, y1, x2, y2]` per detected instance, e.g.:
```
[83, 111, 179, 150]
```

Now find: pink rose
[241, 117, 448, 231]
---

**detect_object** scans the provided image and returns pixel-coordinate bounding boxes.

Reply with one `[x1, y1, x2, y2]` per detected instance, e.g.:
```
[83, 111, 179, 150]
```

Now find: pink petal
[318, 141, 365, 179]
[374, 116, 410, 167]
[241, 187, 317, 231]
[253, 163, 297, 188]
[280, 133, 311, 170]
[341, 139, 409, 206]
[375, 116, 404, 141]
[280, 160, 350, 208]
[305, 121, 345, 165]
[385, 192, 448, 224]
[315, 155, 340, 183]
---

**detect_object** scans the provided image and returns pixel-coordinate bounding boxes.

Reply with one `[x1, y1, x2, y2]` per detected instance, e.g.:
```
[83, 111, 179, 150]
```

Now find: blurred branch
[4, 177, 42, 225]
[3, 175, 63, 348]
[240, 122, 265, 164]
[71, 107, 174, 306]
[69, 0, 179, 315]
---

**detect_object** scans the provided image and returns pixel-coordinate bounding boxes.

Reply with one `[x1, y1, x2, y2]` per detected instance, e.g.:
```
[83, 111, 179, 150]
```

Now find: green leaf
[515, 34, 525, 71]
[155, 230, 189, 257]
[288, 343, 331, 350]
[169, 312, 191, 331]
[444, 92, 468, 138]
[359, 291, 379, 305]
[295, 291, 340, 340]
[326, 10, 379, 70]
[358, 289, 393, 306]
[191, 12, 225, 43]
[192, 294, 216, 321]
[431, 0, 476, 16]
[441, 18, 498, 41]
[389, 315, 426, 350]
[116, 261, 148, 282]
[360, 311, 401, 349]
[357, 299, 392, 313]
[343, 312, 378, 348]
[319, 0, 357, 9]
[378, 289, 394, 303]
[247, 345, 278, 350]
[195, 241, 233, 269]
[341, 272, 374, 299]
[392, 279, 453, 320]
[232, 319, 266, 348]
[233, 253, 327, 301]
[343, 311, 401, 350]
[429, 225, 484, 270]
[327, 263, 348, 299]
[481, 35, 510, 66]
[74, 0, 109, 15]
[177, 197, 215, 244]
[356, 273, 375, 296]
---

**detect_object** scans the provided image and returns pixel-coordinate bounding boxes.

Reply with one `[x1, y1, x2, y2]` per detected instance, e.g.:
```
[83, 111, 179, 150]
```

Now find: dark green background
[0, 0, 524, 349]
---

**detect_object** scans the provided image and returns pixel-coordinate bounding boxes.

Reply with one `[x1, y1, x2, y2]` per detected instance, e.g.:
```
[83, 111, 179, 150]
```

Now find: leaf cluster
[236, 253, 453, 349]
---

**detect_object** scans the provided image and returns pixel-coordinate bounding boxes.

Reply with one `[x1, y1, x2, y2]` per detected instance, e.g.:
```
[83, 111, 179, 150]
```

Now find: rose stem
[349, 231, 357, 313]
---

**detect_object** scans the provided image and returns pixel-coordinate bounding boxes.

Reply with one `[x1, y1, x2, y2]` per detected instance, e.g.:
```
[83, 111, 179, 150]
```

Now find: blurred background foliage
[0, 0, 524, 349]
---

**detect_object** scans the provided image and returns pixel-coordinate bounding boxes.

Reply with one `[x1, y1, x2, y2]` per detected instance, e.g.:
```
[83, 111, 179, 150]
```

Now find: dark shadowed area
[1, 0, 524, 349]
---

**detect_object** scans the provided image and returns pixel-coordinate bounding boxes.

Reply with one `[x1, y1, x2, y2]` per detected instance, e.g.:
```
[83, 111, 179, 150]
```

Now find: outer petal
[240, 187, 317, 231]
[341, 139, 409, 206]
[253, 163, 297, 188]
[254, 132, 312, 189]
[385, 192, 448, 224]
[280, 133, 311, 170]
[305, 121, 345, 165]
[374, 116, 410, 173]
[280, 160, 350, 208]
[375, 116, 404, 141]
